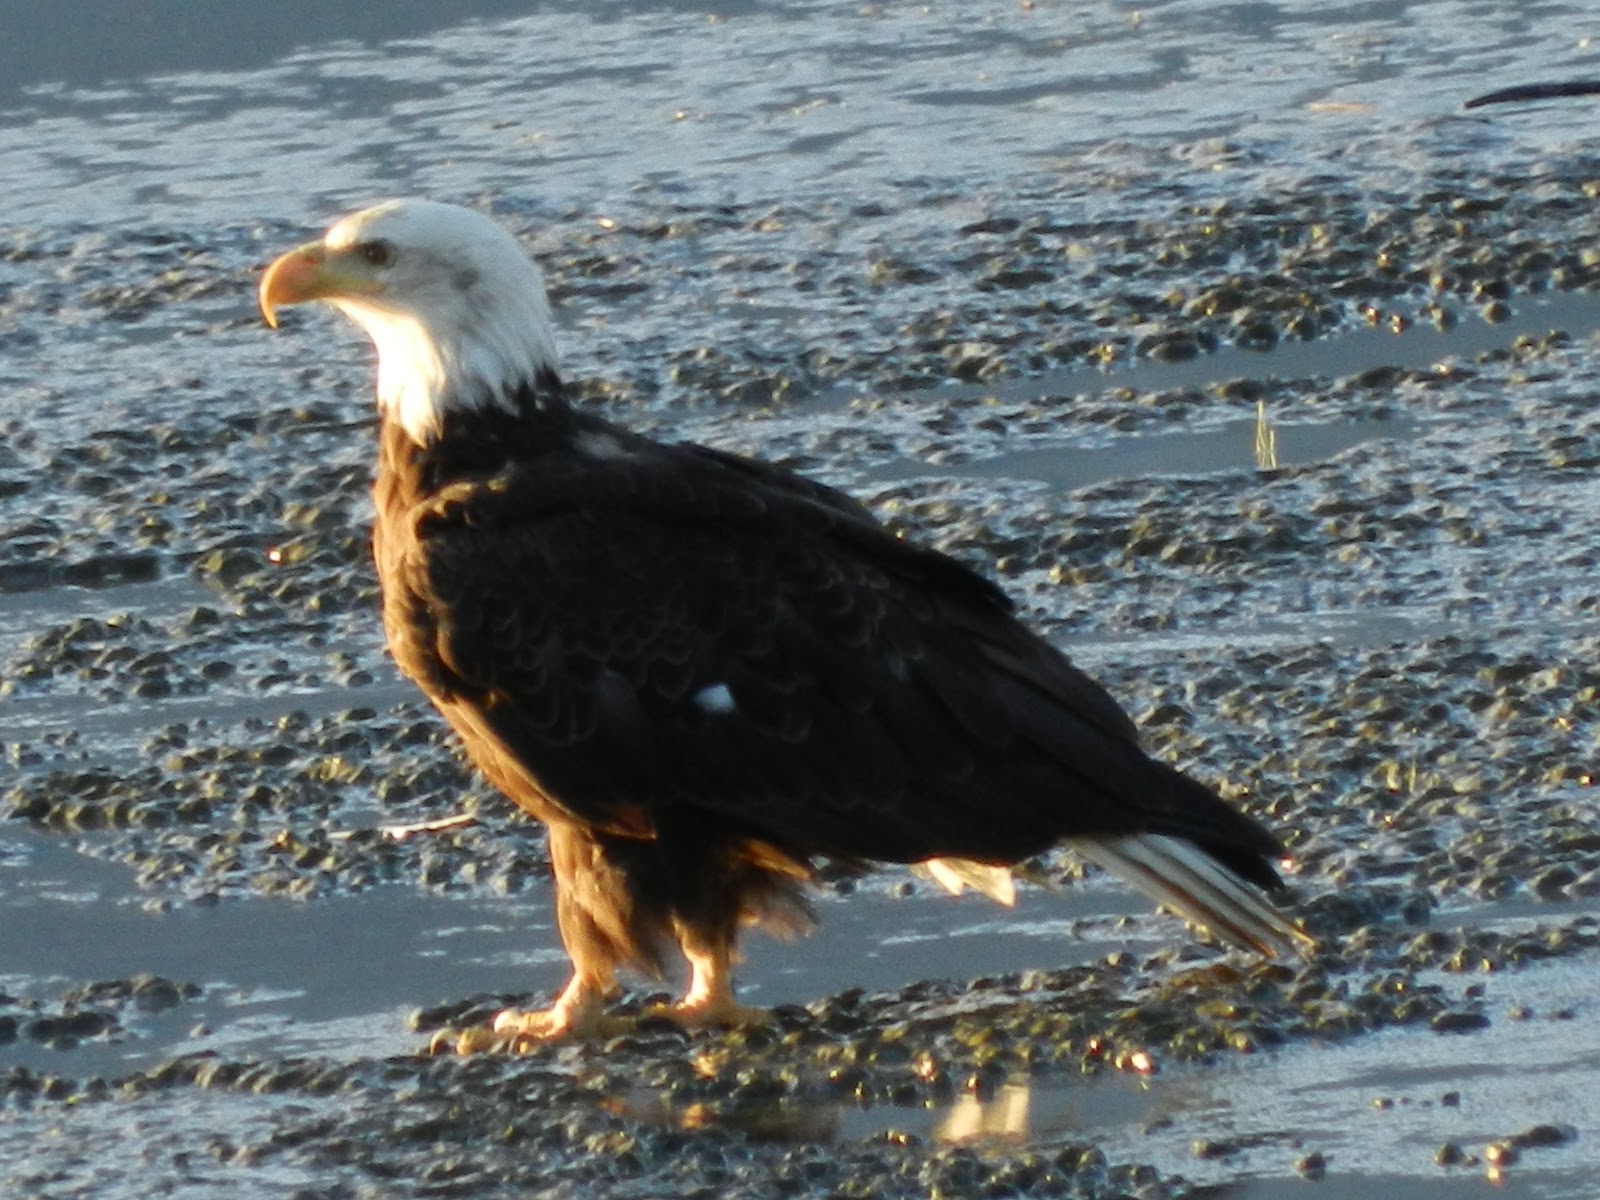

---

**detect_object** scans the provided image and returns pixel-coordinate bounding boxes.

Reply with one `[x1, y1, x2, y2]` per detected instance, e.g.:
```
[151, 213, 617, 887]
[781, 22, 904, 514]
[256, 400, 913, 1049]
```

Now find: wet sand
[5, 2, 1600, 1197]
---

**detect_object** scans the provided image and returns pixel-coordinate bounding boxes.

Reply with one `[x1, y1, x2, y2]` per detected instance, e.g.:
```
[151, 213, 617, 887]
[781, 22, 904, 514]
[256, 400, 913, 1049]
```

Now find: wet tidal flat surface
[7, 2, 1600, 1197]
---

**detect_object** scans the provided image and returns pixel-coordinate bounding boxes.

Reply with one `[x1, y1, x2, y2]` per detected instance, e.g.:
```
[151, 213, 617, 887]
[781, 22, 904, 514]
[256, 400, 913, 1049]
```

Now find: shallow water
[1, 0, 1596, 230]
[6, 2, 1600, 1198]
[0, 829, 1153, 1076]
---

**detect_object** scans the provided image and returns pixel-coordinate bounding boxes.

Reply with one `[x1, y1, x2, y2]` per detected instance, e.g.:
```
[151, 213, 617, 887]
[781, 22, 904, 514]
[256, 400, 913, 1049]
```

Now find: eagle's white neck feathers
[323, 201, 559, 445]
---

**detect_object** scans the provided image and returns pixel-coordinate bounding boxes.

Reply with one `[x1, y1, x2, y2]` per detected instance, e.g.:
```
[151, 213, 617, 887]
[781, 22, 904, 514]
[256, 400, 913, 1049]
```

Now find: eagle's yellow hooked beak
[259, 239, 380, 328]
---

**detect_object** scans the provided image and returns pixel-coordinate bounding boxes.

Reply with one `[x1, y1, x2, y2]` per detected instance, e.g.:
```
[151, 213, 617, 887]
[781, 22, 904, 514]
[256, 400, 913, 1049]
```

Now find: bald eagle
[259, 200, 1310, 1042]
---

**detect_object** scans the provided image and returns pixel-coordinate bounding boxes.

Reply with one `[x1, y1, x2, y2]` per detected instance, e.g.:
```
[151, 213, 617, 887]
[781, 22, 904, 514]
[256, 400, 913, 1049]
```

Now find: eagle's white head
[259, 199, 560, 445]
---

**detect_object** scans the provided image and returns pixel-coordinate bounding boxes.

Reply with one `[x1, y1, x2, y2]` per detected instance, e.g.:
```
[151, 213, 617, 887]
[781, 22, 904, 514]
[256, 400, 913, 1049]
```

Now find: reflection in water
[934, 1080, 1032, 1145]
[604, 1088, 843, 1144]
[605, 1074, 1158, 1149]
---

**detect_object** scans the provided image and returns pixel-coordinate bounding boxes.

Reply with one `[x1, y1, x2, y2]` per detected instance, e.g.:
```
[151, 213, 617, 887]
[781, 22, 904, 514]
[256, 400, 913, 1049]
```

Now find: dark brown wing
[389, 430, 1278, 871]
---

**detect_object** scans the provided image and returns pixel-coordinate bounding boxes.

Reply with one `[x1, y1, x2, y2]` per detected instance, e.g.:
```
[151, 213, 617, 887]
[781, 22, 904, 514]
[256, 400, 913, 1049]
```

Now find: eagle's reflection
[934, 1080, 1032, 1144]
[604, 1078, 1046, 1146]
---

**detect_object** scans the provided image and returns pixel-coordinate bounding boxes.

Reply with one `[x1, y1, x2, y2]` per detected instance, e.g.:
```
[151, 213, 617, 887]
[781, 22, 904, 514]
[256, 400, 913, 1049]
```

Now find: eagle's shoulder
[398, 412, 1012, 616]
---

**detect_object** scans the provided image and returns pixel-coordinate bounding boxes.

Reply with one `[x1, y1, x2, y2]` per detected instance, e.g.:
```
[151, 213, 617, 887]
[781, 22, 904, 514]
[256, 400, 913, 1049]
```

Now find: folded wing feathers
[1067, 833, 1314, 958]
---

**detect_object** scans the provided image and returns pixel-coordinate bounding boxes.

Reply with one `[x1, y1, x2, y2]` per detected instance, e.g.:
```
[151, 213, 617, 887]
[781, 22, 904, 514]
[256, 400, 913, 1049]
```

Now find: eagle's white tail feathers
[914, 857, 1018, 906]
[1066, 833, 1313, 958]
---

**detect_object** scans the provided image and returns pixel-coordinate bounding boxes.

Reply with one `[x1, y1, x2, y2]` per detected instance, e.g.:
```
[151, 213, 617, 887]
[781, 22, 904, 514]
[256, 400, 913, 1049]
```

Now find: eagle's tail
[1067, 832, 1314, 958]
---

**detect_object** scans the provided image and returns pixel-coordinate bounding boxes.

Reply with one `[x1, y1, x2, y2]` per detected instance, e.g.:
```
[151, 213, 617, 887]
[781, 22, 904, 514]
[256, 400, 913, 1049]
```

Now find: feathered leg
[647, 923, 769, 1029]
[472, 821, 640, 1047]
[454, 821, 810, 1047]
[644, 824, 814, 1029]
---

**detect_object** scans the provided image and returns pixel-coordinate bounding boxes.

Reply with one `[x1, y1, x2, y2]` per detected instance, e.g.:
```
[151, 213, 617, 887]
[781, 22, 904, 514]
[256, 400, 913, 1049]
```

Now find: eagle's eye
[356, 239, 396, 269]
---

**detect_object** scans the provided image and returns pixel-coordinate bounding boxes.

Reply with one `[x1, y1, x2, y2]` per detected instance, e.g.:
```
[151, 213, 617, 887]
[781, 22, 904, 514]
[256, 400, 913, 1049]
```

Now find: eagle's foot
[644, 994, 771, 1031]
[435, 975, 618, 1053]
[647, 939, 768, 1030]
[431, 1008, 631, 1055]
[492, 1004, 595, 1042]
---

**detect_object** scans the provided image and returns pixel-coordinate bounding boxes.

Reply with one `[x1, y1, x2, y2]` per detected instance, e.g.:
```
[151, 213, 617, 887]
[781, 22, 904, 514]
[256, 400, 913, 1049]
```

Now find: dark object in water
[1465, 80, 1600, 109]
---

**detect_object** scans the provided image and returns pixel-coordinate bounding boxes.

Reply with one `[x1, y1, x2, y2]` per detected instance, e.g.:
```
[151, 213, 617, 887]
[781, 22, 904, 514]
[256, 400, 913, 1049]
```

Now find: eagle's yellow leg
[647, 938, 770, 1029]
[489, 973, 613, 1043]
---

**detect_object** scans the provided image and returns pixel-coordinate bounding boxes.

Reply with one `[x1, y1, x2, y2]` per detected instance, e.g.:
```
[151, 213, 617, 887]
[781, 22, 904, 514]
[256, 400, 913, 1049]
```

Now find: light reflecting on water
[931, 1079, 1035, 1145]
[607, 1071, 1161, 1149]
